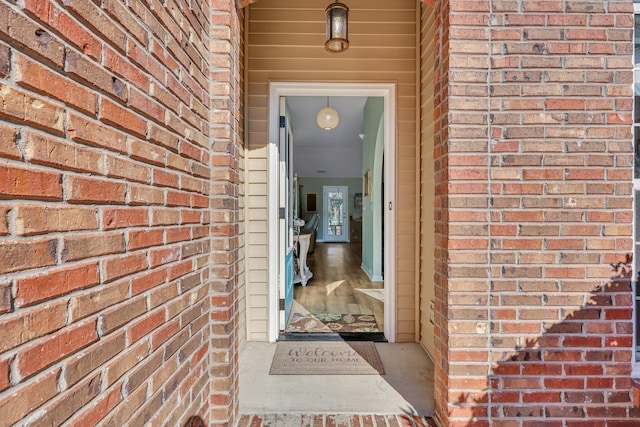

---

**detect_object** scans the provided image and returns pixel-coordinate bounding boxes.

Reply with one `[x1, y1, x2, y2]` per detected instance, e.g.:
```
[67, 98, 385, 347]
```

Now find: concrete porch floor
[238, 342, 435, 416]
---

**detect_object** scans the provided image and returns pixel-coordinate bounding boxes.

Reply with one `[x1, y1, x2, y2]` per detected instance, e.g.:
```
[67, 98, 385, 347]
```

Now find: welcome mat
[286, 313, 380, 333]
[269, 341, 384, 375]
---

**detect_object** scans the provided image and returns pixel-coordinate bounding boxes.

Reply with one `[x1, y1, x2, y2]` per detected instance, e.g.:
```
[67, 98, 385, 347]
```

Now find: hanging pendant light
[325, 1, 349, 53]
[317, 97, 340, 130]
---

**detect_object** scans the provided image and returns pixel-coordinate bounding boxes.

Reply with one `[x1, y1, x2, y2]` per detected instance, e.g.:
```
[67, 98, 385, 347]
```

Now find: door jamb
[267, 82, 397, 343]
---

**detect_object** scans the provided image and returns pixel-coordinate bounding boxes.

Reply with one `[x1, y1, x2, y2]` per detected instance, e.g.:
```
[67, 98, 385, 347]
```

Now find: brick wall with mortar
[431, 0, 452, 424]
[0, 0, 242, 424]
[208, 0, 244, 425]
[435, 0, 637, 425]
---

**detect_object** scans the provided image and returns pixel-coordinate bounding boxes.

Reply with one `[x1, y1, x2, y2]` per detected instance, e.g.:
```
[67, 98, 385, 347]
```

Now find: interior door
[278, 97, 295, 330]
[323, 186, 349, 243]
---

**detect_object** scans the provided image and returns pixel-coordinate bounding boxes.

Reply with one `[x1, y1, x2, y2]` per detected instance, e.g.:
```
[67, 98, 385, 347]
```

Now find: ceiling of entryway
[287, 96, 367, 178]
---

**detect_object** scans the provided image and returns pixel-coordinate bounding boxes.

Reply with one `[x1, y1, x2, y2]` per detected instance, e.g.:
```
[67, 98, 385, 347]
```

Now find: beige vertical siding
[246, 0, 418, 341]
[419, 3, 436, 357]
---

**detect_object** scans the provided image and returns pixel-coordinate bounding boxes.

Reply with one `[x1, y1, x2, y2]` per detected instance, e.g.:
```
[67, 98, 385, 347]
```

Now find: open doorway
[267, 82, 397, 342]
[283, 97, 384, 340]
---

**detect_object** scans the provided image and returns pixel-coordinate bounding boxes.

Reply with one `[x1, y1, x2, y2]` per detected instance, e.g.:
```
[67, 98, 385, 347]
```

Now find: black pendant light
[325, 2, 349, 53]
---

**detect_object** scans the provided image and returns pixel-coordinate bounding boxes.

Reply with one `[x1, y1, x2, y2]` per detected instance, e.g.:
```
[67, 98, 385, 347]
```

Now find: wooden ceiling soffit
[236, 0, 435, 8]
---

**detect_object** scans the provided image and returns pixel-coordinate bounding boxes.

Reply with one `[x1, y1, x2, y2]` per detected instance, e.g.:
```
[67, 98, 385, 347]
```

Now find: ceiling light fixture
[317, 97, 340, 130]
[325, 1, 349, 53]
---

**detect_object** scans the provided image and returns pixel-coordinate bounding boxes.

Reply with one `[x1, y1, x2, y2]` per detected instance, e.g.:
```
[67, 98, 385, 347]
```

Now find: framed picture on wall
[363, 170, 371, 196]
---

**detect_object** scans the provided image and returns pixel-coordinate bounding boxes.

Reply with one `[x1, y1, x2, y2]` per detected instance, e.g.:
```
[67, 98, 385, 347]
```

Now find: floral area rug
[285, 312, 380, 333]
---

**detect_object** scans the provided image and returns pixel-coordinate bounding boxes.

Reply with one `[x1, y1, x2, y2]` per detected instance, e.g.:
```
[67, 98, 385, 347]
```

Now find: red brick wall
[0, 0, 242, 424]
[431, 0, 452, 424]
[208, 1, 244, 425]
[437, 0, 637, 426]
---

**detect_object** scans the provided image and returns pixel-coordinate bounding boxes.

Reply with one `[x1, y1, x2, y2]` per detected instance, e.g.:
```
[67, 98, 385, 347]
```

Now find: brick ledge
[237, 414, 437, 427]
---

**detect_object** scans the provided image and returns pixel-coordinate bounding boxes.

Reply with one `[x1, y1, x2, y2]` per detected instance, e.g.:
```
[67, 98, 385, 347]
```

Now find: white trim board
[267, 82, 397, 343]
[361, 263, 383, 283]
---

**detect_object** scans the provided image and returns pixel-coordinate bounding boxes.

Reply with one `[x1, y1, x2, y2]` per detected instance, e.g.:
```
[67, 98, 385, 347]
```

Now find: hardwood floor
[290, 242, 385, 332]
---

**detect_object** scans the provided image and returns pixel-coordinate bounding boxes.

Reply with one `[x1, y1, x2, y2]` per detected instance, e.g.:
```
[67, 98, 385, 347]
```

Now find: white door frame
[267, 82, 397, 342]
